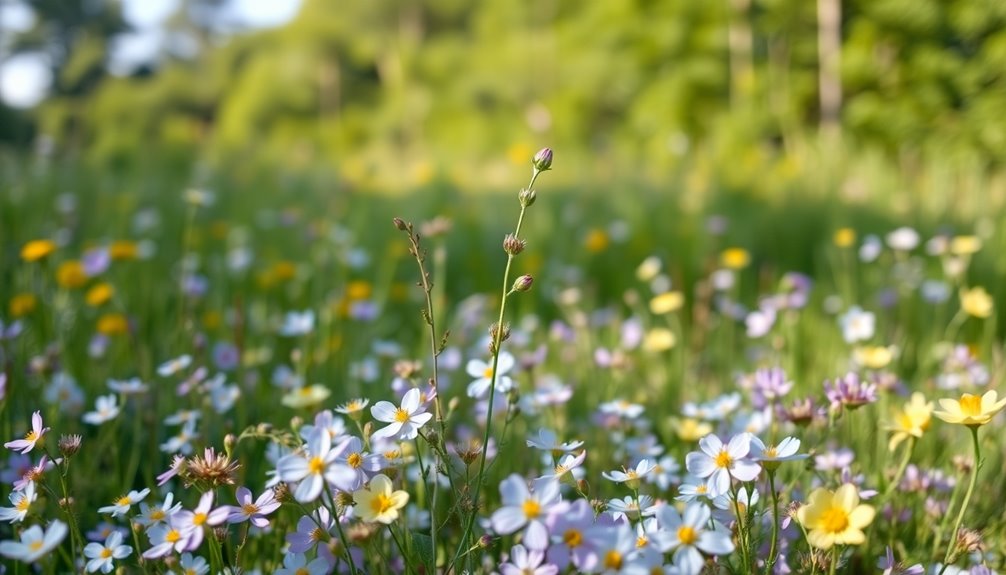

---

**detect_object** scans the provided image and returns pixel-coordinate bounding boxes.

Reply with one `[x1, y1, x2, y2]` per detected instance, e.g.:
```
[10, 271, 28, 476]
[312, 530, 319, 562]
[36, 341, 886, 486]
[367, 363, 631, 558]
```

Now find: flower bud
[393, 217, 408, 231]
[518, 188, 537, 207]
[503, 234, 526, 255]
[512, 275, 533, 293]
[59, 434, 82, 458]
[532, 147, 553, 172]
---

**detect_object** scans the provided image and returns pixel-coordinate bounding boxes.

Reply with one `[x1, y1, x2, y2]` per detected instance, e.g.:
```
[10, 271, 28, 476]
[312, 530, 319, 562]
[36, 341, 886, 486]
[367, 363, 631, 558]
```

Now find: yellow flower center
[186, 569, 197, 575]
[150, 509, 165, 521]
[24, 430, 37, 442]
[101, 548, 113, 559]
[308, 456, 326, 474]
[554, 463, 568, 475]
[563, 529, 583, 547]
[348, 453, 363, 468]
[820, 507, 850, 533]
[696, 484, 707, 494]
[604, 550, 623, 569]
[310, 527, 324, 542]
[522, 500, 541, 519]
[15, 498, 30, 511]
[959, 394, 982, 416]
[678, 526, 698, 545]
[242, 503, 258, 514]
[383, 450, 401, 460]
[29, 540, 43, 552]
[116, 496, 131, 506]
[295, 569, 310, 575]
[715, 450, 733, 468]
[636, 535, 647, 548]
[394, 408, 410, 423]
[764, 447, 778, 459]
[346, 400, 363, 411]
[370, 493, 394, 515]
[483, 367, 494, 379]
[193, 512, 207, 526]
[166, 529, 182, 543]
[626, 470, 638, 479]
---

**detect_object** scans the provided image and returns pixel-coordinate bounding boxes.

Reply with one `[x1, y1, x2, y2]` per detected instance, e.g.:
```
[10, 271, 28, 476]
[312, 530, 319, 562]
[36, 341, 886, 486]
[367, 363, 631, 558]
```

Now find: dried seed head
[956, 528, 984, 553]
[272, 483, 292, 503]
[187, 447, 240, 487]
[336, 491, 356, 508]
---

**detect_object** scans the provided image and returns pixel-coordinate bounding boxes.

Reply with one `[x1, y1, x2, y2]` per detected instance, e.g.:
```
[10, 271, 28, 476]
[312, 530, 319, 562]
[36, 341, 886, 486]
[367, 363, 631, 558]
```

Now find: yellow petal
[847, 505, 875, 529]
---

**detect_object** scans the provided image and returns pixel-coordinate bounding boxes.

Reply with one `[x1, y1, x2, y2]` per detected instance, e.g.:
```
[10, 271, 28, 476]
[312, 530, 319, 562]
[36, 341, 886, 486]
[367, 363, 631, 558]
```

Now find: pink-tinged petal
[726, 433, 752, 459]
[698, 434, 723, 457]
[31, 411, 43, 434]
[3, 439, 30, 453]
[499, 474, 531, 506]
[682, 502, 710, 528]
[250, 515, 270, 529]
[524, 520, 550, 551]
[730, 459, 762, 482]
[685, 452, 716, 478]
[491, 507, 528, 534]
[402, 388, 421, 412]
[294, 474, 324, 502]
[277, 456, 310, 482]
[370, 401, 399, 422]
[206, 507, 230, 526]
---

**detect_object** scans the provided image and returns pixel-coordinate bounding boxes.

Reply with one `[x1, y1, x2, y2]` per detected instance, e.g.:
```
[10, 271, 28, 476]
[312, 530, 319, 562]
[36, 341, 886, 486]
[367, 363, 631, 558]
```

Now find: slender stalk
[882, 437, 915, 499]
[827, 545, 839, 575]
[730, 482, 750, 571]
[765, 471, 781, 575]
[389, 526, 417, 575]
[939, 426, 982, 573]
[448, 167, 543, 573]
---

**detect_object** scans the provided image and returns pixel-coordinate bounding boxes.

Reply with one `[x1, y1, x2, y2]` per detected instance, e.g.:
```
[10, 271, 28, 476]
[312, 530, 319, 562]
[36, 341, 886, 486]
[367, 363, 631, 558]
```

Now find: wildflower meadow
[1, 142, 1005, 575]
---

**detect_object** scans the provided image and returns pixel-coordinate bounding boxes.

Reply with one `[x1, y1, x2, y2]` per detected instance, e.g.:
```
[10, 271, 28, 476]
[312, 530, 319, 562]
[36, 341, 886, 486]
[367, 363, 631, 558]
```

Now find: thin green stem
[828, 546, 839, 575]
[765, 471, 781, 575]
[883, 437, 915, 499]
[389, 526, 417, 575]
[448, 168, 542, 574]
[940, 426, 982, 573]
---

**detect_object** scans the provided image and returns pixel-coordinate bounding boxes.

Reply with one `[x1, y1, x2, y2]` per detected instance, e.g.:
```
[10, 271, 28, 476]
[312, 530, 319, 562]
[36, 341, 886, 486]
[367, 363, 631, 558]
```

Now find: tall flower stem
[827, 546, 839, 575]
[882, 437, 915, 499]
[940, 426, 982, 573]
[765, 470, 781, 575]
[449, 163, 546, 573]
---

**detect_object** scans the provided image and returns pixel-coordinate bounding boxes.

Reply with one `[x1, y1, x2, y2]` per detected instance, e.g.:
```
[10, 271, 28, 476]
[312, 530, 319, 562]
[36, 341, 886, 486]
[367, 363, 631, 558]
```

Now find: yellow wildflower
[649, 291, 684, 315]
[720, 248, 750, 270]
[797, 484, 875, 550]
[56, 261, 87, 289]
[960, 287, 993, 319]
[884, 392, 933, 451]
[85, 283, 114, 307]
[21, 240, 57, 262]
[933, 390, 1006, 428]
[352, 474, 409, 524]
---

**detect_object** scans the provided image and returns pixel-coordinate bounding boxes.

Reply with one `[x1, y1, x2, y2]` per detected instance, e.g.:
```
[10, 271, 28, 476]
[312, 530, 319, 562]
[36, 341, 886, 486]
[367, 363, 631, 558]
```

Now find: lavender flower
[824, 372, 877, 410]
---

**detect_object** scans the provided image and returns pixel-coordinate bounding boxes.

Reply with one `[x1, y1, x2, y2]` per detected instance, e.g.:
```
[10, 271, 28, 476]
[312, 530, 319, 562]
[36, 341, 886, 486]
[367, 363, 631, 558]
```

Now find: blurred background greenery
[1, 0, 1005, 217]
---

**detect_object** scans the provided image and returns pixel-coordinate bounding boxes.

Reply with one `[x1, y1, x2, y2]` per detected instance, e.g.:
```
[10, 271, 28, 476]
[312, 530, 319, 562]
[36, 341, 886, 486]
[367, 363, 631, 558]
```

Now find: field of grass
[1, 147, 1005, 574]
